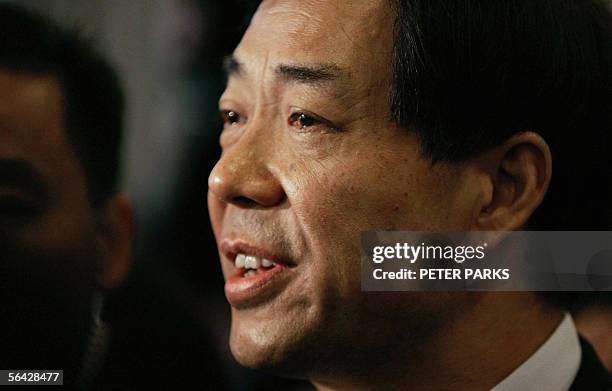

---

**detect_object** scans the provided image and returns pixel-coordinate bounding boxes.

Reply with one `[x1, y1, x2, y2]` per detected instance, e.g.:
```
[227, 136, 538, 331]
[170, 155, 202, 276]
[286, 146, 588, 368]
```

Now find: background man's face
[0, 70, 100, 370]
[0, 70, 96, 252]
[209, 0, 476, 377]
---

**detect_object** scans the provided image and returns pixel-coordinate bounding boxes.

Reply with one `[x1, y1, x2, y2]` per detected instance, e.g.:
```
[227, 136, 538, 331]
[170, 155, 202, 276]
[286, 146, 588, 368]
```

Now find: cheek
[16, 203, 94, 257]
[293, 155, 430, 248]
[285, 161, 397, 300]
[14, 153, 96, 256]
[287, 151, 464, 296]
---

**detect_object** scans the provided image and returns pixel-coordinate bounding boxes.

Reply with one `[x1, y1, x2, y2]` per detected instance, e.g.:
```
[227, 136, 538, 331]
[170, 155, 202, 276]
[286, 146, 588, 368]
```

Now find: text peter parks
[360, 231, 612, 291]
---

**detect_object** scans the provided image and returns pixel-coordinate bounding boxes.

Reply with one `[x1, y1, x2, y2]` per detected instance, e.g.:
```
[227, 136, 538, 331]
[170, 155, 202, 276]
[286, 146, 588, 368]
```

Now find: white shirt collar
[493, 313, 581, 391]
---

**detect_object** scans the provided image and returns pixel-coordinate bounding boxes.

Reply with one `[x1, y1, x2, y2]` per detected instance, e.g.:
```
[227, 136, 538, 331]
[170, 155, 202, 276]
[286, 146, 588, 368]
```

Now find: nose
[208, 140, 285, 208]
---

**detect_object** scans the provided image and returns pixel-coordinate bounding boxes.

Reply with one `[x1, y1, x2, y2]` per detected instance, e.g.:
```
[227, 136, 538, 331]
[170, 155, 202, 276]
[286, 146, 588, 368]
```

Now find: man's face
[0, 70, 97, 253]
[209, 0, 477, 377]
[0, 70, 100, 369]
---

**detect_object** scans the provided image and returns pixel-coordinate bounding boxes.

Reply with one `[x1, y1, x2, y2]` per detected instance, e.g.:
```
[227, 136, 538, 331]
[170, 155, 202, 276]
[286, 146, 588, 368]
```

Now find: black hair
[390, 0, 612, 229]
[0, 3, 124, 207]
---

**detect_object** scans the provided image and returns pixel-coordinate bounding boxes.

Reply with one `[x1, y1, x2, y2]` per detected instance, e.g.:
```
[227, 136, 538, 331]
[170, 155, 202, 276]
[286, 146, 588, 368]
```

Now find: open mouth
[222, 242, 297, 308]
[234, 253, 279, 277]
[228, 251, 293, 284]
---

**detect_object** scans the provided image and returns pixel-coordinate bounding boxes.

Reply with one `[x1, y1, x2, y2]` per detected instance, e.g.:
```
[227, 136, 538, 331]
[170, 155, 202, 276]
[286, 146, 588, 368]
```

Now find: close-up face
[208, 0, 481, 378]
[0, 69, 101, 367]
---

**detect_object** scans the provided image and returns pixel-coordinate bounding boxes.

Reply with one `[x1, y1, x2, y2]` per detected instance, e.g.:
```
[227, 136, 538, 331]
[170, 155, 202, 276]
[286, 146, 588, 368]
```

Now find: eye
[288, 111, 336, 132]
[289, 113, 316, 129]
[220, 110, 245, 128]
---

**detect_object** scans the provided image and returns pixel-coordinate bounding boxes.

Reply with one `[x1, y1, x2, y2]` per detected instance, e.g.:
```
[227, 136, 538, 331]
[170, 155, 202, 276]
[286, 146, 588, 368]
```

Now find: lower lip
[224, 263, 292, 308]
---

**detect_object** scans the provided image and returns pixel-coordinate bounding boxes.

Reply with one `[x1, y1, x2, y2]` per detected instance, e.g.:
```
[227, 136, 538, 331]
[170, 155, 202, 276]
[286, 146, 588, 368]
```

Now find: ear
[473, 132, 552, 230]
[95, 193, 134, 290]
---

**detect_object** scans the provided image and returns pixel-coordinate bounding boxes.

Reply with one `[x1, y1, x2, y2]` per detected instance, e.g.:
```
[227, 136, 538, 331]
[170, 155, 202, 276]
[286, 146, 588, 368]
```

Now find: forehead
[0, 70, 65, 152]
[236, 0, 395, 82]
[0, 69, 85, 199]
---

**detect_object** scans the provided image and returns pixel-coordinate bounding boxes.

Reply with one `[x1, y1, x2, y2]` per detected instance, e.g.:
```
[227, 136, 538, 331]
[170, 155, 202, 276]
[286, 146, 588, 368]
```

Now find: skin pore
[208, 1, 562, 390]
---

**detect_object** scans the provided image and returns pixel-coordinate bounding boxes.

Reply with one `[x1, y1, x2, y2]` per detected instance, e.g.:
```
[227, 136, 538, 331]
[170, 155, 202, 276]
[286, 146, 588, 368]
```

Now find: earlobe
[475, 132, 552, 230]
[95, 193, 134, 290]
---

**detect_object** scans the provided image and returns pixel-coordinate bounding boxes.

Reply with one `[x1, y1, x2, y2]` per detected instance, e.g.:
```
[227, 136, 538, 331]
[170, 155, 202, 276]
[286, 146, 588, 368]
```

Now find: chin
[230, 323, 284, 369]
[228, 318, 317, 379]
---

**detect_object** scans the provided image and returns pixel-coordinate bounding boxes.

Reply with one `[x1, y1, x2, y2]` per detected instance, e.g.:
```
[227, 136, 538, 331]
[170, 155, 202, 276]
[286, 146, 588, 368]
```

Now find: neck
[311, 293, 563, 391]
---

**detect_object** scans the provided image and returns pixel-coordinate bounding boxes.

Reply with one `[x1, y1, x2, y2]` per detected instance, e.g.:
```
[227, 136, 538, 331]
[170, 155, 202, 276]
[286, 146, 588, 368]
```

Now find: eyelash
[219, 109, 337, 132]
[288, 111, 339, 132]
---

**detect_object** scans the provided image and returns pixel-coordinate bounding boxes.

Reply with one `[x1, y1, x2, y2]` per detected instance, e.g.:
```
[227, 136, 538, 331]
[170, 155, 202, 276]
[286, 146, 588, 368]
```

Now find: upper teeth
[261, 258, 274, 267]
[235, 253, 276, 269]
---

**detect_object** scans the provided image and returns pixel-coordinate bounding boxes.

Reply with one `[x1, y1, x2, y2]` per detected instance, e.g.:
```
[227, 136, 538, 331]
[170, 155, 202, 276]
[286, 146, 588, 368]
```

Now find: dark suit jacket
[570, 338, 612, 390]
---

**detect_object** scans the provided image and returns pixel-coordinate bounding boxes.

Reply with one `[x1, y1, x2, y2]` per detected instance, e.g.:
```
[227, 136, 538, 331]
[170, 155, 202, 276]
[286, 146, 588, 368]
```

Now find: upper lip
[220, 238, 296, 266]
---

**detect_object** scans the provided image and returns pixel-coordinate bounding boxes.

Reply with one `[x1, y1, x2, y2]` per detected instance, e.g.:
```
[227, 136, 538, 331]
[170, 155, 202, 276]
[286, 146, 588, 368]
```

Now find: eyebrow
[275, 63, 343, 84]
[223, 56, 243, 77]
[223, 56, 345, 86]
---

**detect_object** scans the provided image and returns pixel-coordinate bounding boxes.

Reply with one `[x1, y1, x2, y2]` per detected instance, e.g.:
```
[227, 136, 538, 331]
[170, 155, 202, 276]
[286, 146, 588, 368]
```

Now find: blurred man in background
[0, 4, 133, 388]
